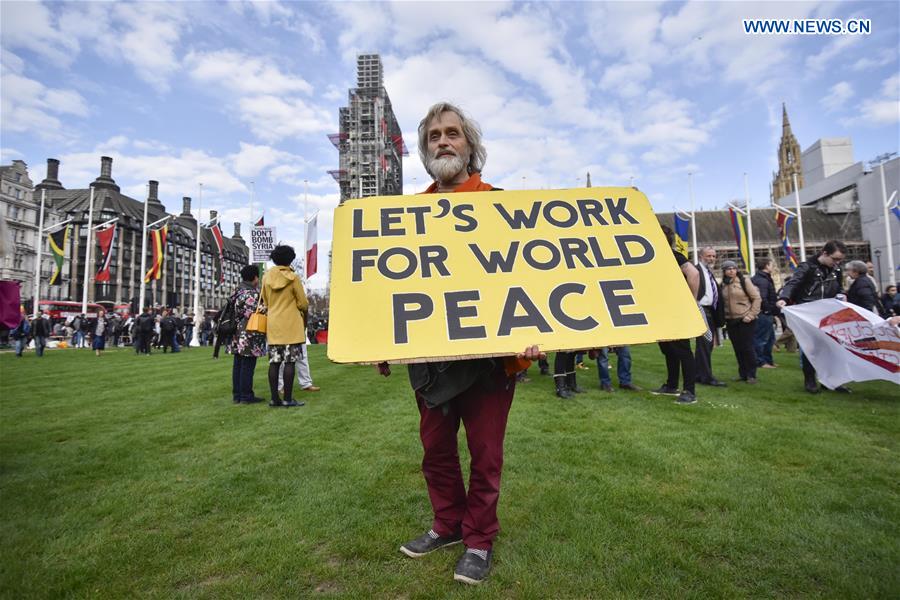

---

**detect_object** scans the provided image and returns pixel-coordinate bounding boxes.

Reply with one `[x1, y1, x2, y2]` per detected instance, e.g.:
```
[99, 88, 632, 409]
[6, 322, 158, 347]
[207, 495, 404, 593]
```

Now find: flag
[775, 212, 799, 270]
[210, 220, 225, 284]
[728, 206, 750, 270]
[673, 213, 690, 258]
[254, 215, 264, 226]
[48, 227, 69, 285]
[95, 224, 117, 282]
[306, 214, 318, 278]
[892, 205, 900, 224]
[144, 225, 167, 282]
[783, 299, 900, 389]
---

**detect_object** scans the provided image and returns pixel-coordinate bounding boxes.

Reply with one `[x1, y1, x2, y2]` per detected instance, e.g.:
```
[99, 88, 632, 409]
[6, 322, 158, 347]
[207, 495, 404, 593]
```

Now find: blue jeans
[34, 336, 46, 356]
[232, 354, 258, 402]
[200, 331, 209, 346]
[596, 346, 632, 386]
[14, 338, 26, 356]
[73, 330, 84, 347]
[753, 314, 776, 366]
[184, 326, 194, 346]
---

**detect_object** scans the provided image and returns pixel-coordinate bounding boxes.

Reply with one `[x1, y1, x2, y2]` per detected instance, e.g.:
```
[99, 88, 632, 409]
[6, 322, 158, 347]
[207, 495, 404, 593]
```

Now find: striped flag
[673, 213, 690, 258]
[95, 224, 117, 282]
[210, 220, 225, 284]
[48, 227, 69, 285]
[144, 225, 168, 282]
[306, 214, 318, 278]
[775, 212, 799, 270]
[728, 206, 750, 270]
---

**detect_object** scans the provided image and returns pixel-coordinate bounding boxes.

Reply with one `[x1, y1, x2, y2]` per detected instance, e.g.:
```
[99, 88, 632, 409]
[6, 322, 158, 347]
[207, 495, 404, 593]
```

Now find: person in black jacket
[751, 258, 780, 369]
[159, 309, 178, 353]
[32, 312, 52, 357]
[880, 284, 897, 317]
[694, 246, 727, 387]
[135, 307, 155, 354]
[846, 260, 879, 313]
[776, 240, 847, 393]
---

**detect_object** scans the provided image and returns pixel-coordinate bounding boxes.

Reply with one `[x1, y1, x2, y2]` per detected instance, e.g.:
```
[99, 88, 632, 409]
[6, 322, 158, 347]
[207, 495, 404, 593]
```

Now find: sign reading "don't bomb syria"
[328, 187, 705, 364]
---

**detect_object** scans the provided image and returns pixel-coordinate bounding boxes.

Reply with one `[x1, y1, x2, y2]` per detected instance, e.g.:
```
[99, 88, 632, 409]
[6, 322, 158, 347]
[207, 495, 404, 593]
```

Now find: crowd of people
[524, 237, 900, 404]
[7, 307, 218, 357]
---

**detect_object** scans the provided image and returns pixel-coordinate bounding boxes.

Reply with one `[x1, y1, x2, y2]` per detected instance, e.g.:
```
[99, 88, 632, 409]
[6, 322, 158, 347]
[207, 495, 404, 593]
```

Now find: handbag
[246, 305, 267, 334]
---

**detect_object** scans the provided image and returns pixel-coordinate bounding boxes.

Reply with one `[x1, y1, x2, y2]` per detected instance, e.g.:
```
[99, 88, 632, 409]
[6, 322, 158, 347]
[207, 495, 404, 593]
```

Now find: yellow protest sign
[328, 187, 705, 364]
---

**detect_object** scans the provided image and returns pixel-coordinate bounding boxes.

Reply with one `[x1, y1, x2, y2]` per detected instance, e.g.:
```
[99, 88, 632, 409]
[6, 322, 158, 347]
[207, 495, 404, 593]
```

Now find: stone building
[31, 156, 249, 313]
[770, 103, 804, 202]
[0, 159, 70, 302]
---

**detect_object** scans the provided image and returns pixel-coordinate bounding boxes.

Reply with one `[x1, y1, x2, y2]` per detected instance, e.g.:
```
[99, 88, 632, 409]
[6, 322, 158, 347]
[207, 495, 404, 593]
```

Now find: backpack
[161, 317, 176, 333]
[138, 314, 155, 333]
[215, 296, 238, 339]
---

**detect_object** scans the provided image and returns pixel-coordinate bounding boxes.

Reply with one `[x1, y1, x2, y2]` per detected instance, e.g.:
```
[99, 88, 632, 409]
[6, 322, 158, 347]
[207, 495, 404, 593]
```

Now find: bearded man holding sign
[330, 101, 706, 585]
[376, 103, 543, 585]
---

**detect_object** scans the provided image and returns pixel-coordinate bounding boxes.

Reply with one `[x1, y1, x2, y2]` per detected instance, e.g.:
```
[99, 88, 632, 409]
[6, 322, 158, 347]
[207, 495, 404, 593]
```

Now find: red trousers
[416, 369, 515, 550]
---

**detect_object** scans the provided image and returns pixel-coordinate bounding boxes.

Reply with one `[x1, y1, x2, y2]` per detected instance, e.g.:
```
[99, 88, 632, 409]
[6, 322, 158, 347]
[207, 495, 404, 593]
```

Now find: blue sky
[2, 1, 898, 289]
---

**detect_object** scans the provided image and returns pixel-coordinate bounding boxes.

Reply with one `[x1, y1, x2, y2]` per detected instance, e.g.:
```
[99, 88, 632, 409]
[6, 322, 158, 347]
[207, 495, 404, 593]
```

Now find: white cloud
[599, 63, 653, 98]
[184, 50, 313, 96]
[53, 1, 187, 92]
[858, 75, 900, 125]
[851, 48, 896, 72]
[805, 34, 861, 75]
[237, 95, 332, 143]
[821, 81, 854, 113]
[0, 52, 89, 140]
[0, 1, 79, 66]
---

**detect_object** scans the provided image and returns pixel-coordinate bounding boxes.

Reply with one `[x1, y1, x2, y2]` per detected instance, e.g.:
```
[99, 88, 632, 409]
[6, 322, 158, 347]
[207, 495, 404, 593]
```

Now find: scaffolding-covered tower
[330, 54, 407, 203]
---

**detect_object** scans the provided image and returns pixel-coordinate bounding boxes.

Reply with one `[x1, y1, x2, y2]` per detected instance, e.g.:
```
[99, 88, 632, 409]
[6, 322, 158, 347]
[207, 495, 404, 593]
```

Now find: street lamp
[874, 249, 883, 290]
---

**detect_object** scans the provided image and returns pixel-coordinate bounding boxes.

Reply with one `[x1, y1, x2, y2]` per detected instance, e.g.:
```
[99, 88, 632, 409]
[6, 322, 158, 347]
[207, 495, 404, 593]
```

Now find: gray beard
[428, 154, 466, 184]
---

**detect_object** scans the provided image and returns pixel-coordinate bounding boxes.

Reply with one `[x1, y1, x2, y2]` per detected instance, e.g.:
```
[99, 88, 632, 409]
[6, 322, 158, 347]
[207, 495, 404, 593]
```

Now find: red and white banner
[783, 299, 900, 389]
[95, 224, 117, 282]
[306, 214, 318, 278]
[210, 220, 225, 284]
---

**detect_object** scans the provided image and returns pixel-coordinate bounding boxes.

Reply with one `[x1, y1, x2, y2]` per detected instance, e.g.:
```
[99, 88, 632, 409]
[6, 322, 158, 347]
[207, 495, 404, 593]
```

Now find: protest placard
[328, 187, 706, 364]
[250, 226, 276, 263]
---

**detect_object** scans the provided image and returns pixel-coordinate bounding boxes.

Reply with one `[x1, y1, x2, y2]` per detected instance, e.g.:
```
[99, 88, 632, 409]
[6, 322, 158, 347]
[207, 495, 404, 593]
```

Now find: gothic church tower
[771, 103, 804, 201]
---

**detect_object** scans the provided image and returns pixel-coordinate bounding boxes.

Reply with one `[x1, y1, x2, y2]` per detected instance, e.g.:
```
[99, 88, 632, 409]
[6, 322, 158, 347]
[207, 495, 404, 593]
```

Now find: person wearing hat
[721, 261, 761, 383]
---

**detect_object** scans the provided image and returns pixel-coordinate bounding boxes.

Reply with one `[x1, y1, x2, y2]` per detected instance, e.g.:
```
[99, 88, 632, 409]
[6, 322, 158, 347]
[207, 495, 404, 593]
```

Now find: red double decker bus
[38, 300, 103, 320]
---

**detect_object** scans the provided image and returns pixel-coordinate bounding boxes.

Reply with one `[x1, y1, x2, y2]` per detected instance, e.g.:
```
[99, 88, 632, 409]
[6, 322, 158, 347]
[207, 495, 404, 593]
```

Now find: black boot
[804, 376, 819, 394]
[555, 376, 573, 399]
[566, 372, 585, 393]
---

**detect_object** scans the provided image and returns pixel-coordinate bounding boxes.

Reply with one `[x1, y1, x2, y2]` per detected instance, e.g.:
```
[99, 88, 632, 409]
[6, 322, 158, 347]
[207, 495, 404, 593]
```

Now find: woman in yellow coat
[260, 245, 309, 407]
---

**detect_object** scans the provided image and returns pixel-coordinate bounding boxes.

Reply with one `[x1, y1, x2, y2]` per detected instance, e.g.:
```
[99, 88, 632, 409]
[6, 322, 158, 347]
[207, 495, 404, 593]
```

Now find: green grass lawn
[1, 343, 897, 598]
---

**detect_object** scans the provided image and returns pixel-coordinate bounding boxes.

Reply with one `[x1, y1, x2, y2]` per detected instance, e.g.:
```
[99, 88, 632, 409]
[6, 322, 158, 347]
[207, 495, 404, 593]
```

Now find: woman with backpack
[721, 260, 761, 384]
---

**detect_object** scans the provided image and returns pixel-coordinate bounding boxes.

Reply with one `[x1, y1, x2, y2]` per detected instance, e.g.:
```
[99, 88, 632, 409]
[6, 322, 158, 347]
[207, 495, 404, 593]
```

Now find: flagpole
[249, 180, 254, 228]
[688, 172, 698, 264]
[81, 187, 95, 314]
[880, 163, 897, 286]
[138, 185, 150, 311]
[190, 183, 203, 347]
[303, 179, 309, 280]
[32, 189, 46, 318]
[792, 173, 806, 262]
[744, 173, 755, 276]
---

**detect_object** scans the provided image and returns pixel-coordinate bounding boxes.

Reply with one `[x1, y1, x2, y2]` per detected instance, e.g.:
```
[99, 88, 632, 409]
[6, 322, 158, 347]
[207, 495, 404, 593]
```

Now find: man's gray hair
[846, 260, 868, 275]
[418, 102, 487, 177]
